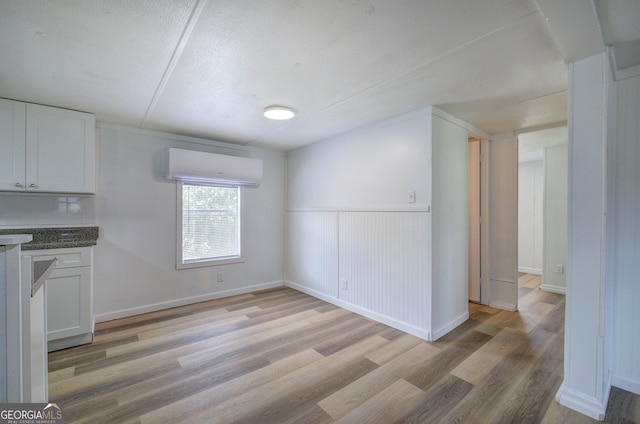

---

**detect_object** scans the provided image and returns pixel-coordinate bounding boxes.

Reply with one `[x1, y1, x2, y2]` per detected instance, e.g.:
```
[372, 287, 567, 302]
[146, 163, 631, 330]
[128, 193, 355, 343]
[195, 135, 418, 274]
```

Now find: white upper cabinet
[0, 99, 96, 194]
[0, 98, 26, 191]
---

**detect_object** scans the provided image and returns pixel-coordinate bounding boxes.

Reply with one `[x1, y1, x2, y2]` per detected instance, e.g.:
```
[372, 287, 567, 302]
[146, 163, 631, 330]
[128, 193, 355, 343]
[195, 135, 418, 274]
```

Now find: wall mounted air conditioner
[165, 148, 263, 187]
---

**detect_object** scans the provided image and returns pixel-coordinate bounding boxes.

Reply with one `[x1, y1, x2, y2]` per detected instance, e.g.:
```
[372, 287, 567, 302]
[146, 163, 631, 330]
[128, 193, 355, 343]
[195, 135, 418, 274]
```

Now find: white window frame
[176, 181, 244, 269]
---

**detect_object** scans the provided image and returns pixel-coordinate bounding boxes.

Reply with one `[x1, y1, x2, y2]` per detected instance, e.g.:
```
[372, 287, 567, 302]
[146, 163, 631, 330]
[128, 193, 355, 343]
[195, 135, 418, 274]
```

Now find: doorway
[468, 133, 489, 305]
[517, 127, 568, 296]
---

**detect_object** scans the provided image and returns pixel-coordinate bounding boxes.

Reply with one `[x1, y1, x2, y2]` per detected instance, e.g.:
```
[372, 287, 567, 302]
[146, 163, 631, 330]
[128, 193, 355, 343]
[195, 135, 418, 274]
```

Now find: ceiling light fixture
[263, 105, 296, 120]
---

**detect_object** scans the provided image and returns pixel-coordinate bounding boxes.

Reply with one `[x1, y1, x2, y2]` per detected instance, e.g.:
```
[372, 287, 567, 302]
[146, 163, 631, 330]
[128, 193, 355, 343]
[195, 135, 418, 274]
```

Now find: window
[177, 182, 242, 268]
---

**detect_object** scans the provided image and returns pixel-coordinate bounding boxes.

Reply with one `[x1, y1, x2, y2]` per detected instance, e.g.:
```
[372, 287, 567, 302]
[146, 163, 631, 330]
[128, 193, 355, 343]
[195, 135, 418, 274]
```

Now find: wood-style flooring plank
[605, 386, 640, 423]
[364, 333, 425, 365]
[405, 329, 493, 391]
[333, 379, 425, 424]
[48, 282, 640, 424]
[260, 313, 373, 363]
[438, 325, 556, 424]
[140, 349, 324, 424]
[398, 373, 475, 423]
[133, 305, 261, 340]
[177, 316, 315, 369]
[318, 342, 439, 419]
[450, 327, 525, 385]
[541, 399, 601, 424]
[187, 335, 388, 423]
[71, 354, 270, 424]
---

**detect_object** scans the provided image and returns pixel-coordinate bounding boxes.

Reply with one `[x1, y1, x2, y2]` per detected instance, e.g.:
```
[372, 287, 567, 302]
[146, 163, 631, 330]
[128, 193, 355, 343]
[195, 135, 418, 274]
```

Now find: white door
[468, 140, 481, 302]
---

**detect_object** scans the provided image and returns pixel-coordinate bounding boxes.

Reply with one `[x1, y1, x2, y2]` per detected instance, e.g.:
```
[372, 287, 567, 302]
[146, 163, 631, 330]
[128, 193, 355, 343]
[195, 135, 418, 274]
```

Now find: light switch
[408, 190, 416, 203]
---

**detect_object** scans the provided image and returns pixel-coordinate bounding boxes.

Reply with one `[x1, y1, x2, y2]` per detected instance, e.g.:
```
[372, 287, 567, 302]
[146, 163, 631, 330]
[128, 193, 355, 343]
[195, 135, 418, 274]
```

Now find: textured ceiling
[0, 0, 632, 151]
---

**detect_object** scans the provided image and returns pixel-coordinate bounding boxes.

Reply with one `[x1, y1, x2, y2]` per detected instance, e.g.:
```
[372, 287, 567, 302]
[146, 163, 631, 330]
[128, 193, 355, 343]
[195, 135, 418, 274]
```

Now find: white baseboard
[95, 280, 284, 323]
[285, 281, 432, 341]
[540, 284, 566, 295]
[48, 333, 93, 352]
[518, 267, 542, 275]
[555, 382, 608, 421]
[490, 300, 517, 311]
[610, 373, 640, 396]
[432, 311, 469, 341]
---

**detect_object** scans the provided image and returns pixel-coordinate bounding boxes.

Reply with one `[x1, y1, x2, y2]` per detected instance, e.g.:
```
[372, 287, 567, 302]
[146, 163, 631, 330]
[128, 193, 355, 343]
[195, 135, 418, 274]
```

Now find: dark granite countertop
[32, 258, 56, 297]
[0, 226, 98, 250]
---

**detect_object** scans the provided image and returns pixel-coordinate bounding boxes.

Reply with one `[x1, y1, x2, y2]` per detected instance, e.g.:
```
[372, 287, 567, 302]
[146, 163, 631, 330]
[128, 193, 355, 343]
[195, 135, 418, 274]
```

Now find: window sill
[176, 256, 244, 270]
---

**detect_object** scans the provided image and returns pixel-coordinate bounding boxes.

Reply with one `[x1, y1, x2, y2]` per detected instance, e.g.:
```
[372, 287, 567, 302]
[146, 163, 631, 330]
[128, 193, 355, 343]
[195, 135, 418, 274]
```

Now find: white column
[1, 234, 32, 402]
[556, 52, 609, 420]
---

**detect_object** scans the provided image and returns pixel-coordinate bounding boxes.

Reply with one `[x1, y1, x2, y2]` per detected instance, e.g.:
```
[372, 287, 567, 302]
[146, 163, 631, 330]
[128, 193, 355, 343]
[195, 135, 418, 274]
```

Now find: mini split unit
[165, 148, 263, 187]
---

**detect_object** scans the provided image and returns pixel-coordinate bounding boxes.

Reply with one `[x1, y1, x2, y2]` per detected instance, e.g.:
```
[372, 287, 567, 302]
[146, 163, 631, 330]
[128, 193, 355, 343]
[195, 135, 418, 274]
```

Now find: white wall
[286, 109, 431, 211]
[557, 52, 609, 420]
[286, 109, 433, 339]
[542, 144, 568, 293]
[430, 113, 469, 338]
[468, 141, 481, 303]
[608, 74, 640, 396]
[489, 134, 518, 311]
[286, 108, 470, 340]
[518, 158, 543, 275]
[93, 124, 286, 320]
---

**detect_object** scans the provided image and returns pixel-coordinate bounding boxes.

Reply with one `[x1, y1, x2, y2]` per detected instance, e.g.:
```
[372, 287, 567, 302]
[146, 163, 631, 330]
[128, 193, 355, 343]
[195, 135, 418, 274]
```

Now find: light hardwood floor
[48, 274, 640, 423]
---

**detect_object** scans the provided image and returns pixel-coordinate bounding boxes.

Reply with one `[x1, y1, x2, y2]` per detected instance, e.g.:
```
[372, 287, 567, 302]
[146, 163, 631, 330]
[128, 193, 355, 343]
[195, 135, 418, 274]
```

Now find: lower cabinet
[24, 247, 93, 351]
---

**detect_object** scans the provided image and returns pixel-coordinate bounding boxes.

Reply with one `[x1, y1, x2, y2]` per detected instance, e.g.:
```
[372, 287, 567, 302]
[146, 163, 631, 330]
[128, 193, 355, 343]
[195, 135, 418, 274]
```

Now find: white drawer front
[25, 246, 92, 268]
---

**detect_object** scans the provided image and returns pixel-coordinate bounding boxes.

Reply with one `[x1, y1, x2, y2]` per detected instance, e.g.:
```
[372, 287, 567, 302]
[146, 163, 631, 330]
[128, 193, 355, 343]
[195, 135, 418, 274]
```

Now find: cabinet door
[46, 266, 91, 341]
[26, 104, 95, 194]
[0, 99, 26, 191]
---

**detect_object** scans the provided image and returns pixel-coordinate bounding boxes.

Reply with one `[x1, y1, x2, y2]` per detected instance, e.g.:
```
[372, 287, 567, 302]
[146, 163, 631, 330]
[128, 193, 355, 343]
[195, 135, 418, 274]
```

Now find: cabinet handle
[14, 182, 24, 188]
[28, 183, 38, 189]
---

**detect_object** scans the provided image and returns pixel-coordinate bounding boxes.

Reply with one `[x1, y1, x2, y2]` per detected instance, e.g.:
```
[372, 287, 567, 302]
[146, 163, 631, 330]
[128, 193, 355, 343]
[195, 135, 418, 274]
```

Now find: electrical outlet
[555, 265, 564, 275]
[217, 272, 224, 282]
[341, 279, 348, 291]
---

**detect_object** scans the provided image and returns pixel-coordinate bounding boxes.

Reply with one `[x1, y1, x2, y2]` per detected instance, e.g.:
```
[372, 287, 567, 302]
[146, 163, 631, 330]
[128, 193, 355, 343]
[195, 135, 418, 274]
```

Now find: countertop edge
[0, 234, 33, 245]
[32, 258, 56, 297]
[0, 226, 99, 250]
[22, 241, 97, 251]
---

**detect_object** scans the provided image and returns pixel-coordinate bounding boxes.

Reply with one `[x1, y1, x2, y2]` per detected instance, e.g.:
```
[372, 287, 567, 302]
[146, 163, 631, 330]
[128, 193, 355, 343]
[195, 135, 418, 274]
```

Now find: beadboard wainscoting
[607, 73, 640, 397]
[286, 211, 431, 339]
[286, 210, 431, 340]
[339, 211, 429, 329]
[286, 211, 339, 299]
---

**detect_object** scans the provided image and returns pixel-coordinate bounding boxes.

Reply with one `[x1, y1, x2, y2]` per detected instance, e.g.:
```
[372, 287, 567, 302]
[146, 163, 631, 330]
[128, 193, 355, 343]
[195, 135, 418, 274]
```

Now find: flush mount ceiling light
[263, 105, 296, 120]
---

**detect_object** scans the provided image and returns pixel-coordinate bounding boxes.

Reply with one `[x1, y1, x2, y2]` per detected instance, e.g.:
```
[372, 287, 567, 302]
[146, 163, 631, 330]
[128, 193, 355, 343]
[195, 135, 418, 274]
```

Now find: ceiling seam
[140, 0, 208, 128]
[246, 9, 542, 146]
[515, 120, 569, 136]
[454, 89, 569, 120]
